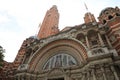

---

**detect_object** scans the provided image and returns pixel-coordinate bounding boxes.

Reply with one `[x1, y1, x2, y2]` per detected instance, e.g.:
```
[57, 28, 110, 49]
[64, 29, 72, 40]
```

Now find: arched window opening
[108, 15, 113, 20]
[76, 33, 86, 45]
[43, 53, 78, 70]
[103, 20, 106, 24]
[23, 48, 32, 64]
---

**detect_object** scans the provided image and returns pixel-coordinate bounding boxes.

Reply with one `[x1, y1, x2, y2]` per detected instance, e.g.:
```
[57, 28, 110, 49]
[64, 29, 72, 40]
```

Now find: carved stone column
[85, 35, 90, 49]
[101, 67, 107, 80]
[111, 66, 119, 80]
[98, 33, 105, 46]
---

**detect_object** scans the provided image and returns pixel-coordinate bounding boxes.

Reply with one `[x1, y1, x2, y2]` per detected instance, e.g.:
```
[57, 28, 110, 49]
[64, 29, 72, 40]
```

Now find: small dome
[98, 7, 120, 24]
[99, 7, 114, 17]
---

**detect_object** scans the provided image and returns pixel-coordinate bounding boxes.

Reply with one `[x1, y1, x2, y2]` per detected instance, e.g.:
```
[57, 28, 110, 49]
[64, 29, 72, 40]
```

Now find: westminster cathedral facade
[0, 5, 120, 80]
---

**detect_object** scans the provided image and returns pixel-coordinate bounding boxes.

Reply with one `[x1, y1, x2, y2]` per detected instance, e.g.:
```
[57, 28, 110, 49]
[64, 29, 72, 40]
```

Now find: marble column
[98, 33, 105, 46]
[85, 35, 90, 49]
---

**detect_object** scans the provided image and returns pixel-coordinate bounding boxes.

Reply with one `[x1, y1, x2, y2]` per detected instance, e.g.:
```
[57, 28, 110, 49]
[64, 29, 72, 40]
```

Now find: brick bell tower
[37, 5, 59, 39]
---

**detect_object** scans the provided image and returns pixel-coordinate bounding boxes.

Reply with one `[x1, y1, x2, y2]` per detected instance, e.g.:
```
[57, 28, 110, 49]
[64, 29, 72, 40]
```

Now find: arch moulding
[28, 39, 87, 72]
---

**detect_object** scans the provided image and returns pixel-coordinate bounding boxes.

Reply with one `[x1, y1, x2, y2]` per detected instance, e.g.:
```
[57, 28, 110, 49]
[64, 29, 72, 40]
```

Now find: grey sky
[0, 0, 120, 62]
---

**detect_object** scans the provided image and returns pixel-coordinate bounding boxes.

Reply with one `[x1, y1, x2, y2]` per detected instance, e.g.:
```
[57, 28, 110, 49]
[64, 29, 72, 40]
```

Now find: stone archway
[28, 39, 87, 73]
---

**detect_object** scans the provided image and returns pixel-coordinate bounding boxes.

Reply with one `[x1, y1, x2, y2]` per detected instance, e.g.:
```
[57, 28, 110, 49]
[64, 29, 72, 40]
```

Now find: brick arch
[28, 39, 87, 72]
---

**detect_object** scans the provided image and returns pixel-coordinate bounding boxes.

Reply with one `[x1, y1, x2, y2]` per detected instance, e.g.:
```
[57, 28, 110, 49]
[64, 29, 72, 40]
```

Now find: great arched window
[43, 53, 78, 70]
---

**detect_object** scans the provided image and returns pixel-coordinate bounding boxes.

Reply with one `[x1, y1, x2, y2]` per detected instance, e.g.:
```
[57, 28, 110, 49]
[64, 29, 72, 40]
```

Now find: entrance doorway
[48, 78, 64, 80]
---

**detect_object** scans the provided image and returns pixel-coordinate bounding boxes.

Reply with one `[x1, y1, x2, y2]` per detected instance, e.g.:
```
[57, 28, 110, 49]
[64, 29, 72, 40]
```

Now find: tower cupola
[98, 6, 120, 25]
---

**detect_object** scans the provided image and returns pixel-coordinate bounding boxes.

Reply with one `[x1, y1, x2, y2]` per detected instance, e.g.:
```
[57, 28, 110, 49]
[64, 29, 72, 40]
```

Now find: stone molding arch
[27, 38, 87, 73]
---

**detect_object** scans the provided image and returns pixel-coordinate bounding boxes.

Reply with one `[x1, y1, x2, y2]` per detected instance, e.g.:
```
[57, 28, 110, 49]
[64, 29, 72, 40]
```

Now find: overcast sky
[0, 0, 120, 62]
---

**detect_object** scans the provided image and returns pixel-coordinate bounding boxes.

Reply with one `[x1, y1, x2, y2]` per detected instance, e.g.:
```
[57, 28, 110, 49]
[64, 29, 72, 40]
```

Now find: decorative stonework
[43, 53, 78, 70]
[1, 6, 120, 80]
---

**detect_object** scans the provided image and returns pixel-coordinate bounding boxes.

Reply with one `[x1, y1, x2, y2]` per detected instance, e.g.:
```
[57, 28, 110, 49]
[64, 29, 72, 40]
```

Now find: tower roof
[99, 7, 114, 16]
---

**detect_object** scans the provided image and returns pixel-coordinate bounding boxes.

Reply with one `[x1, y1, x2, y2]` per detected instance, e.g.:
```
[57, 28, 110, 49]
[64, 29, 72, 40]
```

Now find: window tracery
[43, 53, 78, 70]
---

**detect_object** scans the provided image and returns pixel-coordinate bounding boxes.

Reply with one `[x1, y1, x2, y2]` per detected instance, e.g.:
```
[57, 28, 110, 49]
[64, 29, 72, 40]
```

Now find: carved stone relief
[92, 48, 105, 55]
